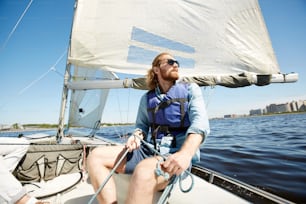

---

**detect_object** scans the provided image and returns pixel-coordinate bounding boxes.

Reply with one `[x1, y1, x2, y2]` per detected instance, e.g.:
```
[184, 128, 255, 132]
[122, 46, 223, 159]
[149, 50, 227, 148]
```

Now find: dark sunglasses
[160, 59, 180, 67]
[166, 59, 180, 67]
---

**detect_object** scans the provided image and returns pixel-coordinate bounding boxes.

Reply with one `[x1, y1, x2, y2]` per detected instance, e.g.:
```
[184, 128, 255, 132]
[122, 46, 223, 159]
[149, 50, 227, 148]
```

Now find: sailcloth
[67, 0, 297, 89]
[59, 0, 298, 130]
[67, 68, 112, 128]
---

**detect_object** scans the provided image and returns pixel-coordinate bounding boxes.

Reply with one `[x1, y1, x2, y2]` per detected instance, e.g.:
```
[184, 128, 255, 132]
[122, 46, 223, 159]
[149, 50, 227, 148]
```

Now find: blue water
[201, 114, 306, 203]
[1, 113, 306, 203]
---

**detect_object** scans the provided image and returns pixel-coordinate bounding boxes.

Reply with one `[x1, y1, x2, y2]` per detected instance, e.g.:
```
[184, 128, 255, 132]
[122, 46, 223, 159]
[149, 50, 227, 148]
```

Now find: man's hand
[161, 151, 192, 176]
[161, 133, 203, 176]
[125, 130, 143, 152]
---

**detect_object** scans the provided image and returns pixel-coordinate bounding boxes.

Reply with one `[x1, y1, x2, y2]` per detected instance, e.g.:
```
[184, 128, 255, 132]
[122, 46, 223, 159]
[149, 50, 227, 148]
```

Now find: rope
[155, 159, 170, 181]
[18, 68, 53, 95]
[133, 134, 194, 197]
[1, 0, 34, 50]
[0, 50, 66, 110]
[87, 133, 194, 204]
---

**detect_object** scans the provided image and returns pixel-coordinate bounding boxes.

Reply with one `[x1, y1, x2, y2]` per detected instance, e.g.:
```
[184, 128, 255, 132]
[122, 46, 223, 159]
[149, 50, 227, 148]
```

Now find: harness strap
[150, 124, 188, 132]
[149, 97, 188, 134]
[147, 98, 187, 112]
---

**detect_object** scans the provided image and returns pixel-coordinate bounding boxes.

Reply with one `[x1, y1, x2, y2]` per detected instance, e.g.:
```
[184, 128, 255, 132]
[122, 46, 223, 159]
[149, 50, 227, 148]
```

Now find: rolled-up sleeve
[186, 83, 210, 143]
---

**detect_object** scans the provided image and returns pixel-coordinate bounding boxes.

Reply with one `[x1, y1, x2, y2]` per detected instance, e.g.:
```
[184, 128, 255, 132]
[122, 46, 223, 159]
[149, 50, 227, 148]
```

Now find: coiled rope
[88, 133, 194, 204]
[133, 134, 194, 194]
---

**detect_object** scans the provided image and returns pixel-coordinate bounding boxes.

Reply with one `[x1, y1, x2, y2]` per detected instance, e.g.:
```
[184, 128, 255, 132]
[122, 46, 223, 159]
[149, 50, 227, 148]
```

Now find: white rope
[18, 50, 66, 95]
[201, 86, 216, 110]
[18, 68, 53, 95]
[0, 50, 66, 109]
[133, 134, 195, 191]
[1, 0, 34, 50]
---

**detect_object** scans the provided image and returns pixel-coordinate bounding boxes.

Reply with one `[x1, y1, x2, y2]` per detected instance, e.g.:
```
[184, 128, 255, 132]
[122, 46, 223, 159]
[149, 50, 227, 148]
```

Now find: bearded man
[87, 52, 210, 204]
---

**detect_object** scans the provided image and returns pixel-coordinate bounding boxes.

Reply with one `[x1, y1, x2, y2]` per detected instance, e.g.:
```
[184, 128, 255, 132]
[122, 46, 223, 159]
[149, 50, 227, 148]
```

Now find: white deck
[40, 173, 249, 204]
[20, 135, 249, 203]
[22, 135, 249, 204]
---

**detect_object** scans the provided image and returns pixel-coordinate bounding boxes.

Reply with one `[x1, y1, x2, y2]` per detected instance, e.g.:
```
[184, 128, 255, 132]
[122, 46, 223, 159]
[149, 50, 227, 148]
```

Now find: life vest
[147, 83, 191, 144]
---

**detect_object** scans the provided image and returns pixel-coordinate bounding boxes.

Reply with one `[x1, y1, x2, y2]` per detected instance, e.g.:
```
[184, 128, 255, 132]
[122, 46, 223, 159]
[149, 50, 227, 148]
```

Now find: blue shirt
[135, 82, 210, 161]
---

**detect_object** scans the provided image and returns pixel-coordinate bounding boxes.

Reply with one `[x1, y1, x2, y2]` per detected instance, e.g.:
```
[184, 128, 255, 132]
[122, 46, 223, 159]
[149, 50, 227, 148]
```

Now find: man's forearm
[179, 133, 203, 157]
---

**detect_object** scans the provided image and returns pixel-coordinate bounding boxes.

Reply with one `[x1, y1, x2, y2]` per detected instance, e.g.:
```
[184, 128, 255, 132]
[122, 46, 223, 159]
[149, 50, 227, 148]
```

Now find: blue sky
[0, 0, 305, 125]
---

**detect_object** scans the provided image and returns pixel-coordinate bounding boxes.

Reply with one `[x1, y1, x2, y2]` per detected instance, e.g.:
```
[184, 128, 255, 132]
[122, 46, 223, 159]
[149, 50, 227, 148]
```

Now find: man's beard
[161, 70, 179, 81]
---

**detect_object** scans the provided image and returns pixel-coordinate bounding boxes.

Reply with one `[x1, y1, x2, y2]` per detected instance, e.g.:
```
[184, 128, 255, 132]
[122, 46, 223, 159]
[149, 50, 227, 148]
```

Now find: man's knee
[133, 159, 156, 181]
[87, 147, 103, 168]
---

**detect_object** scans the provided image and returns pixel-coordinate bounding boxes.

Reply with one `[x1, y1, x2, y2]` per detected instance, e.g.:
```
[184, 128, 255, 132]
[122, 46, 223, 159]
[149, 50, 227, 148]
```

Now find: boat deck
[38, 173, 249, 204]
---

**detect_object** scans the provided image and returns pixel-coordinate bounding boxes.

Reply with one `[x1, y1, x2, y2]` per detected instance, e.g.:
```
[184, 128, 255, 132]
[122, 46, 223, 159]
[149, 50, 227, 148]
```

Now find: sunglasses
[160, 59, 180, 67]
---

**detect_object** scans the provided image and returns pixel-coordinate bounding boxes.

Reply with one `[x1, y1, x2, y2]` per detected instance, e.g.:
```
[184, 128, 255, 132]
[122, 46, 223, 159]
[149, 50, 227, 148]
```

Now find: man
[87, 52, 210, 203]
[0, 137, 47, 204]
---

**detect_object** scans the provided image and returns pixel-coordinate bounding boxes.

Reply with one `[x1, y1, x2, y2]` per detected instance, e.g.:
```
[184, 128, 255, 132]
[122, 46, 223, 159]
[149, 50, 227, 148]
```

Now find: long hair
[146, 52, 171, 90]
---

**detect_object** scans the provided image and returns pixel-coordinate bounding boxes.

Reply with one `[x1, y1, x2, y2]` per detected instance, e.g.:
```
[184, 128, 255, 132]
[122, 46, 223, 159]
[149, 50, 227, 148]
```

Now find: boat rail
[191, 165, 294, 204]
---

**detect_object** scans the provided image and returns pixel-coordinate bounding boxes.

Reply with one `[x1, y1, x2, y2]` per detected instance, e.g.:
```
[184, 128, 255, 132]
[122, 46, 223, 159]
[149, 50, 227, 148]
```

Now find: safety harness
[147, 83, 191, 150]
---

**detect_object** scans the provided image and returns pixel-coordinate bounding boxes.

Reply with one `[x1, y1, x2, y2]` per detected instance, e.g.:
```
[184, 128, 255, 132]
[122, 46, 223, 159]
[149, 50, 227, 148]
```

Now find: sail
[68, 0, 298, 88]
[56, 0, 298, 139]
[67, 67, 117, 128]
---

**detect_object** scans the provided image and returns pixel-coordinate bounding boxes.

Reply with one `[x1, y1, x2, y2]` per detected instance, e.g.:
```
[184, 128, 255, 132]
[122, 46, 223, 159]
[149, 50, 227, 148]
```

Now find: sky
[0, 0, 305, 125]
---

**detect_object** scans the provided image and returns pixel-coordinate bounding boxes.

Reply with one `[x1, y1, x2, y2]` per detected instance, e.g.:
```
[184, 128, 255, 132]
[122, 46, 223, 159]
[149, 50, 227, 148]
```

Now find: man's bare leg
[125, 157, 168, 204]
[87, 145, 127, 204]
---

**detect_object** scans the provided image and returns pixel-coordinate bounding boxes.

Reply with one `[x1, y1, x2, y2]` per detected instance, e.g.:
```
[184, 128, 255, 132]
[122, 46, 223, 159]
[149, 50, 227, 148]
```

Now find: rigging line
[18, 68, 52, 95]
[201, 86, 215, 110]
[52, 49, 67, 68]
[0, 50, 66, 109]
[18, 50, 67, 95]
[115, 89, 123, 123]
[126, 88, 131, 122]
[49, 49, 67, 77]
[1, 0, 34, 50]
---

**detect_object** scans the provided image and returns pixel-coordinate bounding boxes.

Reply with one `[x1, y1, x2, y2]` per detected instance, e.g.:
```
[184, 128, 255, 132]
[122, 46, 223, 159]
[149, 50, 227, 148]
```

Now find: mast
[56, 0, 77, 142]
[56, 63, 71, 142]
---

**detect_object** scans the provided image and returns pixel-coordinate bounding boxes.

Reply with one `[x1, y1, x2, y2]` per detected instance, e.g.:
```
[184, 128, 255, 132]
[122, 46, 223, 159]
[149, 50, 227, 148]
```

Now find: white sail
[68, 69, 105, 128]
[57, 0, 299, 137]
[68, 0, 298, 86]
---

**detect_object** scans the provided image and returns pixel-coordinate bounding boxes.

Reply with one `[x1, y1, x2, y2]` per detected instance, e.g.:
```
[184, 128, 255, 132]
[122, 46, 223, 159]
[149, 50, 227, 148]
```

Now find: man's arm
[162, 133, 203, 175]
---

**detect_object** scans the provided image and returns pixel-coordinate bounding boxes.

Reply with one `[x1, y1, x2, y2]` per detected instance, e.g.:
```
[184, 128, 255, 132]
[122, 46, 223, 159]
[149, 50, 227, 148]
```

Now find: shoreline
[2, 112, 305, 131]
[212, 110, 306, 120]
[0, 127, 56, 133]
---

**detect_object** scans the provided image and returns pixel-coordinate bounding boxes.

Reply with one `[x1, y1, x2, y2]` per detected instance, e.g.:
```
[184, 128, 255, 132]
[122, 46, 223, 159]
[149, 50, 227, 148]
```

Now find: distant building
[224, 114, 232, 118]
[290, 101, 298, 112]
[223, 114, 239, 118]
[222, 99, 306, 118]
[295, 100, 306, 111]
[266, 103, 291, 114]
[249, 109, 263, 115]
[300, 101, 306, 111]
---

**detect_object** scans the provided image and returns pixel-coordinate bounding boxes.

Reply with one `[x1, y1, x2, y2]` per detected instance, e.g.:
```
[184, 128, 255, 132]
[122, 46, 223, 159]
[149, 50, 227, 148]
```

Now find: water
[1, 113, 306, 203]
[200, 113, 306, 203]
